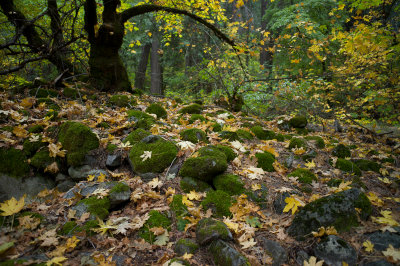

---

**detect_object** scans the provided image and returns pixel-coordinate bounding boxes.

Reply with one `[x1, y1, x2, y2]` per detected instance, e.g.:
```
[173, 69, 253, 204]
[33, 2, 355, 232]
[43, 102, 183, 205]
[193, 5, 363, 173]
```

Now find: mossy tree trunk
[84, 0, 235, 92]
[134, 43, 151, 90]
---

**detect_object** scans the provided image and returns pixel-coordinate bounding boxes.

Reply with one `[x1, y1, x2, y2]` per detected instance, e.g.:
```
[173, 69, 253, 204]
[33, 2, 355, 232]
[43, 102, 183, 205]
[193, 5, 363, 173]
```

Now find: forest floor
[0, 85, 399, 266]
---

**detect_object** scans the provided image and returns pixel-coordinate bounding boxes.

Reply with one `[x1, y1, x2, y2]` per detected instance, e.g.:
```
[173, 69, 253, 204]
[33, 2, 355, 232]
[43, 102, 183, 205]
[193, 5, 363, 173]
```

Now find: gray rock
[288, 188, 372, 238]
[362, 260, 394, 266]
[285, 153, 294, 168]
[174, 238, 199, 256]
[180, 176, 212, 193]
[106, 154, 121, 168]
[313, 235, 357, 266]
[367, 229, 400, 251]
[56, 173, 67, 182]
[208, 240, 250, 266]
[273, 192, 291, 214]
[68, 165, 109, 181]
[196, 218, 233, 246]
[139, 172, 158, 182]
[246, 184, 268, 209]
[141, 135, 161, 144]
[112, 255, 129, 266]
[109, 184, 131, 208]
[57, 180, 76, 192]
[260, 238, 288, 266]
[296, 250, 310, 266]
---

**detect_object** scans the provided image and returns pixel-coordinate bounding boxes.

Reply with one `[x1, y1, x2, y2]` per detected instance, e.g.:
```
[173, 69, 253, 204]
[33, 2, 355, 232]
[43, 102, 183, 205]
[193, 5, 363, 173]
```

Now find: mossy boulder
[295, 128, 309, 135]
[288, 168, 317, 184]
[174, 238, 199, 256]
[63, 87, 78, 98]
[332, 144, 351, 158]
[127, 110, 156, 130]
[250, 126, 275, 140]
[256, 151, 276, 172]
[123, 128, 150, 145]
[129, 137, 178, 174]
[180, 146, 228, 182]
[36, 98, 60, 110]
[213, 174, 245, 196]
[196, 218, 233, 245]
[30, 88, 58, 98]
[201, 190, 232, 217]
[109, 182, 131, 207]
[211, 122, 223, 132]
[352, 159, 381, 173]
[179, 104, 203, 114]
[289, 116, 307, 128]
[335, 158, 362, 176]
[28, 124, 44, 133]
[30, 150, 54, 170]
[189, 114, 206, 124]
[146, 103, 167, 119]
[180, 128, 207, 143]
[219, 131, 240, 141]
[305, 136, 325, 149]
[60, 221, 80, 235]
[74, 196, 111, 220]
[289, 137, 308, 150]
[180, 176, 212, 193]
[209, 240, 251, 266]
[139, 210, 171, 243]
[288, 188, 371, 238]
[215, 145, 236, 162]
[0, 148, 30, 178]
[236, 129, 254, 140]
[23, 136, 46, 156]
[58, 121, 99, 166]
[109, 94, 131, 107]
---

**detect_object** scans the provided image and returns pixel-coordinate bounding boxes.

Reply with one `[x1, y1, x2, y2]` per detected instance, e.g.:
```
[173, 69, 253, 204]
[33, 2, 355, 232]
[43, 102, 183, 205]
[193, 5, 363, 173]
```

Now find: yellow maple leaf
[251, 184, 261, 191]
[367, 192, 384, 207]
[0, 196, 25, 216]
[373, 211, 400, 226]
[13, 125, 28, 138]
[186, 191, 203, 201]
[93, 218, 117, 235]
[363, 240, 374, 252]
[182, 253, 193, 260]
[182, 196, 194, 207]
[46, 256, 67, 266]
[20, 97, 35, 109]
[292, 147, 306, 155]
[283, 196, 304, 215]
[303, 256, 324, 266]
[305, 160, 316, 169]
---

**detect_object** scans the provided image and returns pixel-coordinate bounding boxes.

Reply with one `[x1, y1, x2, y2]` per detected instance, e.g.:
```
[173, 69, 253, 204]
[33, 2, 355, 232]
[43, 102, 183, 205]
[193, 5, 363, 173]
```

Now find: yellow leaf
[367, 192, 384, 207]
[283, 196, 304, 215]
[383, 245, 400, 263]
[20, 97, 35, 108]
[182, 196, 194, 207]
[13, 125, 28, 138]
[291, 59, 300, 64]
[372, 211, 399, 226]
[292, 147, 306, 155]
[305, 160, 316, 169]
[0, 196, 25, 216]
[380, 168, 389, 176]
[48, 142, 66, 158]
[363, 240, 374, 252]
[182, 253, 193, 260]
[251, 184, 261, 191]
[303, 256, 324, 266]
[186, 191, 203, 201]
[46, 256, 67, 266]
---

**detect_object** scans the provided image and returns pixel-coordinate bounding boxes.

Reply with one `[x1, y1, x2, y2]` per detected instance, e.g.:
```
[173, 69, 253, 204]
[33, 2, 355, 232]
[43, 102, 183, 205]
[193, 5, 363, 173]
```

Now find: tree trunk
[150, 30, 163, 95]
[134, 43, 151, 90]
[259, 0, 268, 66]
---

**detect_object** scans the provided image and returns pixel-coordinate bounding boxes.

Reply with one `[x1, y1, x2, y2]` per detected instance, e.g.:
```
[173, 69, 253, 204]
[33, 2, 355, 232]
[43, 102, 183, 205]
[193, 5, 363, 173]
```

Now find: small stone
[174, 238, 199, 256]
[196, 218, 232, 246]
[55, 173, 67, 182]
[362, 260, 394, 266]
[106, 154, 121, 168]
[56, 180, 76, 192]
[208, 240, 250, 266]
[313, 235, 357, 266]
[367, 229, 400, 251]
[260, 237, 288, 266]
[295, 250, 310, 266]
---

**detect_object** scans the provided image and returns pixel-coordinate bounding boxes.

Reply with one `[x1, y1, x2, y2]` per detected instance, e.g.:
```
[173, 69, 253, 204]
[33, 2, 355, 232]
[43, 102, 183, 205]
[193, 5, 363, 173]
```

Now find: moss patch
[124, 128, 150, 145]
[289, 137, 308, 150]
[170, 194, 189, 218]
[236, 129, 254, 140]
[58, 121, 99, 166]
[288, 168, 317, 184]
[353, 159, 381, 173]
[139, 210, 171, 243]
[213, 174, 245, 196]
[178, 104, 203, 114]
[180, 156, 227, 183]
[28, 124, 44, 133]
[332, 144, 351, 158]
[250, 126, 275, 140]
[109, 95, 132, 107]
[201, 190, 232, 217]
[129, 138, 178, 173]
[219, 131, 240, 141]
[289, 116, 307, 128]
[76, 196, 111, 220]
[109, 182, 130, 194]
[0, 148, 30, 178]
[180, 128, 207, 143]
[304, 136, 325, 148]
[256, 151, 276, 172]
[180, 176, 212, 193]
[215, 145, 236, 162]
[146, 103, 167, 119]
[30, 149, 54, 170]
[335, 158, 361, 176]
[127, 110, 155, 130]
[189, 114, 206, 124]
[23, 136, 46, 156]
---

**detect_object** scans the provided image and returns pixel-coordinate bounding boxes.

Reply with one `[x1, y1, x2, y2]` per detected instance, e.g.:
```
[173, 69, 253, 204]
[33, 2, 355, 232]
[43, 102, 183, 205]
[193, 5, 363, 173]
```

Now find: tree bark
[150, 30, 163, 95]
[134, 43, 151, 90]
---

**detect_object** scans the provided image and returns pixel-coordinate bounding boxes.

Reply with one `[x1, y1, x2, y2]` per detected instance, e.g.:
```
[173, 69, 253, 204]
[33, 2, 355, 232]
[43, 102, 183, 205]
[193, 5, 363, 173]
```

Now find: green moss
[289, 137, 308, 149]
[23, 136, 46, 156]
[127, 110, 155, 130]
[28, 124, 44, 133]
[351, 176, 366, 189]
[96, 122, 110, 128]
[180, 128, 207, 143]
[219, 131, 240, 141]
[193, 99, 203, 105]
[60, 221, 80, 235]
[0, 148, 30, 178]
[289, 116, 307, 128]
[170, 195, 189, 218]
[201, 190, 232, 217]
[129, 138, 178, 173]
[215, 145, 236, 162]
[174, 238, 199, 255]
[305, 136, 325, 148]
[327, 178, 343, 187]
[132, 89, 144, 96]
[288, 168, 317, 184]
[110, 182, 130, 194]
[295, 128, 309, 135]
[332, 144, 351, 158]
[63, 87, 78, 98]
[82, 220, 99, 236]
[30, 149, 53, 169]
[302, 150, 317, 162]
[250, 126, 275, 140]
[381, 156, 395, 164]
[189, 114, 206, 123]
[58, 121, 99, 166]
[211, 122, 222, 132]
[300, 184, 313, 194]
[197, 145, 226, 159]
[146, 103, 167, 119]
[77, 196, 110, 220]
[213, 174, 245, 195]
[139, 210, 171, 243]
[36, 98, 60, 110]
[107, 144, 118, 153]
[236, 129, 254, 140]
[174, 97, 183, 104]
[1, 126, 13, 132]
[30, 88, 58, 98]
[109, 94, 131, 107]
[180, 176, 212, 193]
[180, 156, 227, 183]
[353, 159, 381, 173]
[275, 133, 285, 142]
[179, 104, 203, 114]
[335, 158, 361, 176]
[256, 151, 276, 172]
[124, 128, 151, 145]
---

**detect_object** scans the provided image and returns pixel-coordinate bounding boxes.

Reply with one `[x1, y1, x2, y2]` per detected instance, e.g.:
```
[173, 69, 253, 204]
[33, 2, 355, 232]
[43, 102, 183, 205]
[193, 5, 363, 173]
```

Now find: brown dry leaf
[39, 229, 59, 247]
[276, 228, 287, 240]
[20, 97, 35, 108]
[150, 227, 165, 236]
[18, 215, 40, 230]
[12, 125, 28, 138]
[44, 162, 59, 174]
[67, 209, 76, 219]
[48, 143, 66, 158]
[78, 212, 90, 223]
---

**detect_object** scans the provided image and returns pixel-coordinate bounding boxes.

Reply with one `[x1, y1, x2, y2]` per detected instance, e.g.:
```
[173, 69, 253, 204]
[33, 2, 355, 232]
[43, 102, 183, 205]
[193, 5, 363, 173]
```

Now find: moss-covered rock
[75, 196, 111, 220]
[139, 210, 171, 243]
[256, 151, 276, 172]
[353, 159, 381, 173]
[189, 114, 206, 124]
[196, 218, 233, 245]
[288, 188, 371, 239]
[60, 221, 80, 235]
[28, 124, 44, 133]
[295, 128, 309, 135]
[129, 137, 178, 174]
[332, 144, 351, 158]
[327, 178, 343, 187]
[174, 238, 199, 256]
[335, 158, 362, 176]
[146, 103, 167, 119]
[236, 129, 254, 140]
[0, 148, 30, 178]
[58, 121, 99, 166]
[289, 116, 307, 128]
[213, 174, 245, 196]
[109, 182, 131, 207]
[250, 126, 275, 140]
[180, 176, 213, 193]
[179, 104, 203, 114]
[30, 87, 58, 98]
[246, 184, 269, 209]
[106, 144, 118, 153]
[219, 131, 240, 141]
[302, 150, 317, 162]
[96, 122, 110, 128]
[124, 128, 151, 145]
[109, 94, 131, 107]
[201, 190, 232, 217]
[23, 136, 46, 156]
[180, 128, 207, 143]
[36, 98, 60, 110]
[208, 240, 251, 266]
[63, 87, 78, 98]
[305, 136, 325, 149]
[289, 137, 308, 150]
[30, 149, 54, 170]
[127, 110, 155, 130]
[215, 145, 236, 162]
[288, 168, 317, 184]
[275, 133, 285, 142]
[211, 122, 223, 132]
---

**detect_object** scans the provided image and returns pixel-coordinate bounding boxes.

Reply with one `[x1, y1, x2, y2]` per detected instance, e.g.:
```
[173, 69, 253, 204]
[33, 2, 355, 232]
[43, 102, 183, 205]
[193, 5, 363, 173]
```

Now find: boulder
[180, 128, 207, 144]
[208, 240, 250, 266]
[313, 235, 357, 266]
[289, 116, 308, 128]
[260, 237, 288, 266]
[174, 238, 199, 256]
[366, 229, 400, 251]
[196, 218, 233, 246]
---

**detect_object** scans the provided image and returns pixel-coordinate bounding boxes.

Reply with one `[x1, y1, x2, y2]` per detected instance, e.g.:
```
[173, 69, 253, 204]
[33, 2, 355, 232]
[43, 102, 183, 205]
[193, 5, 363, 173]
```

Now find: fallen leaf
[383, 245, 400, 263]
[140, 151, 152, 161]
[182, 253, 193, 260]
[283, 196, 304, 215]
[148, 177, 162, 189]
[46, 256, 67, 266]
[303, 256, 324, 266]
[154, 230, 169, 246]
[240, 238, 257, 249]
[363, 240, 374, 252]
[305, 160, 316, 169]
[0, 195, 25, 216]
